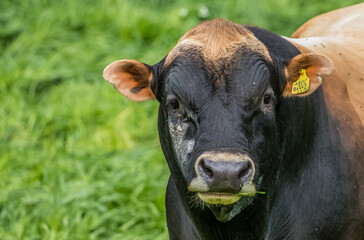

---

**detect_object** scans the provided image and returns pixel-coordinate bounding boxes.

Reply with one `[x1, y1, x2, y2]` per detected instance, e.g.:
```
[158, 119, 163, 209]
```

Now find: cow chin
[205, 196, 254, 222]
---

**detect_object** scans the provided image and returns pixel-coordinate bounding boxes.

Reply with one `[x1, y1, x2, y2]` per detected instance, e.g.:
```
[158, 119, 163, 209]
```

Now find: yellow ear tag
[292, 69, 310, 94]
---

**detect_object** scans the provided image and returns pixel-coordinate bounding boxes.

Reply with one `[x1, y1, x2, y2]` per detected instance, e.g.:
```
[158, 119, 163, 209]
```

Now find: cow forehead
[164, 19, 272, 67]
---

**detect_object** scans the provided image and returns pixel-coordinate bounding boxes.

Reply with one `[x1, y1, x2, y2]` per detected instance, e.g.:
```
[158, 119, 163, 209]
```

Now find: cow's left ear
[283, 53, 334, 97]
[103, 59, 155, 101]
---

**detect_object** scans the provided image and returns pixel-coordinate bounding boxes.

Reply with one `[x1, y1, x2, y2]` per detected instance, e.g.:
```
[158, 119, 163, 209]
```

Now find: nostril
[238, 161, 252, 180]
[200, 159, 213, 178]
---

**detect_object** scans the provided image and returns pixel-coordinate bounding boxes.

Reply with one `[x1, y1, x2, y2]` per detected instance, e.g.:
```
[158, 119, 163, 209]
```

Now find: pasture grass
[0, 0, 362, 239]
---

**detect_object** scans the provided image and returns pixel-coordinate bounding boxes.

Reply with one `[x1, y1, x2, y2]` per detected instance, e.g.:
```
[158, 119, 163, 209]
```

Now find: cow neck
[275, 91, 322, 179]
[264, 88, 360, 238]
[274, 88, 332, 182]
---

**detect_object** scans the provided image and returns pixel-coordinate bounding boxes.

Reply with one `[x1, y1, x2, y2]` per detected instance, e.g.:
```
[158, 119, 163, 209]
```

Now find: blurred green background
[0, 0, 361, 239]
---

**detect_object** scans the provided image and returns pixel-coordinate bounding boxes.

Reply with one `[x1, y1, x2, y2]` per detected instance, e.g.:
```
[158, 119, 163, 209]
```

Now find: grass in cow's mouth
[196, 191, 266, 205]
[237, 191, 266, 196]
[256, 191, 266, 195]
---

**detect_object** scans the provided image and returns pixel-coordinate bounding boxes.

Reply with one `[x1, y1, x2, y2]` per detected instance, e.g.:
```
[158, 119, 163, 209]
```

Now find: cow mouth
[189, 179, 258, 205]
[197, 191, 256, 205]
[190, 182, 262, 222]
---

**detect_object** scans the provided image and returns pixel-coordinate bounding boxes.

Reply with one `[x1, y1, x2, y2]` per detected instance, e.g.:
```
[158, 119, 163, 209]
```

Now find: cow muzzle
[188, 151, 256, 205]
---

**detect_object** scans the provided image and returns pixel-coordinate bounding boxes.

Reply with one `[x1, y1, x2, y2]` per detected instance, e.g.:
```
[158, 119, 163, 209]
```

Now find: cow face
[104, 19, 333, 222]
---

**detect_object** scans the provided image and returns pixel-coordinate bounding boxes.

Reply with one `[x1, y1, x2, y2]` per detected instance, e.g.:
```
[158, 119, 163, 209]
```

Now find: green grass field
[0, 0, 362, 239]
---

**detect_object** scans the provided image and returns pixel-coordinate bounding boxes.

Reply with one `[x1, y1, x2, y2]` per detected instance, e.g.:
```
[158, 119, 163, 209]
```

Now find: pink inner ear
[106, 71, 131, 85]
[306, 66, 321, 79]
[103, 60, 155, 102]
[305, 54, 334, 76]
[111, 72, 136, 90]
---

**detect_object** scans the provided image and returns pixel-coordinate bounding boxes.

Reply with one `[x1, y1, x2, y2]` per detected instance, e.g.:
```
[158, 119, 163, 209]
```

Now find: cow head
[103, 19, 333, 222]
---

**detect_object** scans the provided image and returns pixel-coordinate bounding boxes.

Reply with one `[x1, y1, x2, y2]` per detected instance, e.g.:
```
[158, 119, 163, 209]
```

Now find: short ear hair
[103, 59, 155, 101]
[283, 53, 334, 97]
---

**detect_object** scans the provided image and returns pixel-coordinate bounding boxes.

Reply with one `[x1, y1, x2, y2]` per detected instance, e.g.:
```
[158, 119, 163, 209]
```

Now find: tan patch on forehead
[164, 19, 272, 67]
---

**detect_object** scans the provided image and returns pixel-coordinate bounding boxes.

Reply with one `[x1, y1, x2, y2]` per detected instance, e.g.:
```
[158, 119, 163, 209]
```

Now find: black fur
[151, 26, 363, 239]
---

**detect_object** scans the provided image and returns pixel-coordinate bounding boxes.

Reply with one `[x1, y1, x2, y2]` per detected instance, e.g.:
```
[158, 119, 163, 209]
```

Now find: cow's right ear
[103, 59, 155, 101]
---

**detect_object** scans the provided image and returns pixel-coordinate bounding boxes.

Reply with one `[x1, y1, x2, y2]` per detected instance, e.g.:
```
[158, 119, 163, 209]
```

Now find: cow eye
[170, 99, 179, 110]
[167, 98, 185, 117]
[263, 94, 271, 105]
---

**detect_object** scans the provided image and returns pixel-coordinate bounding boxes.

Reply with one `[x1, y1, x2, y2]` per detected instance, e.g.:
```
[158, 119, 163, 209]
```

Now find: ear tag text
[292, 69, 309, 94]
